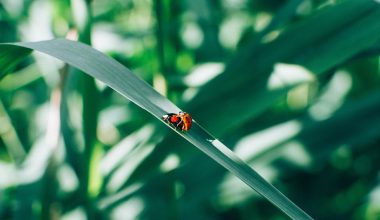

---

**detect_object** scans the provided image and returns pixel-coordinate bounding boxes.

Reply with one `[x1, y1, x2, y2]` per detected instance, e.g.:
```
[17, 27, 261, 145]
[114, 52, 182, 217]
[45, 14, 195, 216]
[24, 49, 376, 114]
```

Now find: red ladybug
[162, 111, 192, 132]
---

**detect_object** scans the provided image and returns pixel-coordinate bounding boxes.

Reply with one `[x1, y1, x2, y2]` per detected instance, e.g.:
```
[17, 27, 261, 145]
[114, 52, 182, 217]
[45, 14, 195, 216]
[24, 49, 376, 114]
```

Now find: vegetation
[1, 0, 380, 219]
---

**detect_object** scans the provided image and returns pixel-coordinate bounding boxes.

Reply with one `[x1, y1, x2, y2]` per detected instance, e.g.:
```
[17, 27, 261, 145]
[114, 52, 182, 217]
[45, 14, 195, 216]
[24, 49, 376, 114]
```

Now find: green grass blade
[0, 45, 32, 79]
[187, 1, 380, 135]
[0, 39, 313, 219]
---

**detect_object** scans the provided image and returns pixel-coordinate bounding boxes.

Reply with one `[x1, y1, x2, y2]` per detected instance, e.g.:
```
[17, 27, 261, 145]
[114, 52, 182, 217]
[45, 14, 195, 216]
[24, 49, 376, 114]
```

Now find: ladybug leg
[175, 118, 184, 129]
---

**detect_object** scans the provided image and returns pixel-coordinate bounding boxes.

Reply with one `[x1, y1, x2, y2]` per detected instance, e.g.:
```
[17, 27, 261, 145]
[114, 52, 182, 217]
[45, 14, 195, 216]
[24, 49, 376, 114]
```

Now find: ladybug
[162, 111, 193, 132]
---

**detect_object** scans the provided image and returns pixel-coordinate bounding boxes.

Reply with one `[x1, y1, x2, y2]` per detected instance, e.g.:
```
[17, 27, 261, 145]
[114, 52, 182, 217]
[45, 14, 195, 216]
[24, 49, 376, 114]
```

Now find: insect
[162, 111, 193, 132]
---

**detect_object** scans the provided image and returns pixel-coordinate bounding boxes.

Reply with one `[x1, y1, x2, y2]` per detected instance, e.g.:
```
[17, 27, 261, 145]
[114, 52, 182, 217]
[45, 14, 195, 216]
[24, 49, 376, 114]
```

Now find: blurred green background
[1, 0, 380, 219]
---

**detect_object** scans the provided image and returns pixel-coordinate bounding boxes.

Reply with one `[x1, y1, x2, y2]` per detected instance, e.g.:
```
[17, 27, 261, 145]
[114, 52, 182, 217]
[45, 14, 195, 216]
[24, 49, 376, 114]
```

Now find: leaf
[0, 39, 313, 219]
[0, 45, 32, 79]
[123, 1, 380, 216]
[188, 0, 380, 135]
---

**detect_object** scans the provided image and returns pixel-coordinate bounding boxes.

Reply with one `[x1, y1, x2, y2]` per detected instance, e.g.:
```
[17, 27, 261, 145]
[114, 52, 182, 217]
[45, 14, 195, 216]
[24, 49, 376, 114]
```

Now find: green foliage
[1, 0, 380, 219]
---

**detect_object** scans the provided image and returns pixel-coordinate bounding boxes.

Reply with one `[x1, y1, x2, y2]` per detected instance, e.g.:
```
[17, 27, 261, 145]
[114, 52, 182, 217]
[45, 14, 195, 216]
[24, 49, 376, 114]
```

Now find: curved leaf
[0, 39, 313, 219]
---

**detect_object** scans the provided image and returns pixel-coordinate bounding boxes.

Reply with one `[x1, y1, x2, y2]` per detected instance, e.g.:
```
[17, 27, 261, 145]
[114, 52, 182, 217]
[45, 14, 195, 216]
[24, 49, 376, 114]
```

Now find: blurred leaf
[128, 1, 380, 217]
[0, 99, 26, 164]
[298, 91, 380, 158]
[189, 0, 380, 135]
[0, 45, 32, 80]
[0, 64, 41, 91]
[257, 0, 303, 40]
